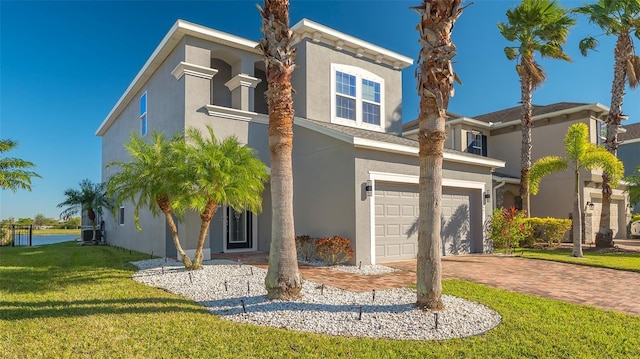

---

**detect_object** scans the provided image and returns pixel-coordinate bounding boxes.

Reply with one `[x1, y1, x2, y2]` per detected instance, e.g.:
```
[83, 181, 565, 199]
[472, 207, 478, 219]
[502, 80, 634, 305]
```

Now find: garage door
[591, 198, 624, 239]
[374, 182, 474, 262]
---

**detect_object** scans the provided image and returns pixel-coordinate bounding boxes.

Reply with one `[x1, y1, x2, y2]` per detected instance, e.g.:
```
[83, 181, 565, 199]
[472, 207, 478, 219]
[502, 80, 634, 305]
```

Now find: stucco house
[619, 122, 640, 213]
[404, 102, 632, 242]
[97, 19, 505, 265]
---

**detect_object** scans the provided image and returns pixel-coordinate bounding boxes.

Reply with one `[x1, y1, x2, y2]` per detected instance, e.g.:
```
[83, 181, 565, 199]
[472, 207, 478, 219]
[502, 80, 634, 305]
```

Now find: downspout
[493, 179, 507, 210]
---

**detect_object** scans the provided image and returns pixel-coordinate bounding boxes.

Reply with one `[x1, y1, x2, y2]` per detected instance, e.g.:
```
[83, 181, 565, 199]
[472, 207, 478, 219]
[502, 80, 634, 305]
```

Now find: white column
[225, 74, 262, 112]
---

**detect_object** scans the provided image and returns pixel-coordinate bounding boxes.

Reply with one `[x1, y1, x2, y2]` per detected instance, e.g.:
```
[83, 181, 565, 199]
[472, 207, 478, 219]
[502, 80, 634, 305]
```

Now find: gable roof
[472, 102, 599, 124]
[295, 118, 505, 169]
[620, 122, 640, 142]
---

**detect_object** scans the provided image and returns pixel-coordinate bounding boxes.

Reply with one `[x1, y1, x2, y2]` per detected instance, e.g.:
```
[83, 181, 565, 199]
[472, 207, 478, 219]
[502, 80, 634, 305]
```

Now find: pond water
[12, 234, 80, 246]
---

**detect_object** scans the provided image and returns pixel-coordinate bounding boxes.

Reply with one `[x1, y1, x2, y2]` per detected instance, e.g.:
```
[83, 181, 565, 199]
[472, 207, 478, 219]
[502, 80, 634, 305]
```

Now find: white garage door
[374, 182, 474, 262]
[591, 198, 624, 238]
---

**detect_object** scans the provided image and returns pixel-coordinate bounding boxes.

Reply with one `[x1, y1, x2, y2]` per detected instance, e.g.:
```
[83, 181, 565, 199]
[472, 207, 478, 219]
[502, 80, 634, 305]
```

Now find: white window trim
[118, 204, 125, 226]
[330, 64, 384, 132]
[140, 91, 148, 136]
[366, 171, 486, 265]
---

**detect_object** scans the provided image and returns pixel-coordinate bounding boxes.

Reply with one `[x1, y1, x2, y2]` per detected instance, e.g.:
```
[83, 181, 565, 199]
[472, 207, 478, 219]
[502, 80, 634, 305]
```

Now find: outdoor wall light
[586, 201, 595, 210]
[365, 180, 373, 198]
[484, 192, 491, 199]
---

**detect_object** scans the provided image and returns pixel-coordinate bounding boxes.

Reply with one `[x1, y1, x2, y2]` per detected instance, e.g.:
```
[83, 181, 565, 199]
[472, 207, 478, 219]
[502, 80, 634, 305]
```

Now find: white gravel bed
[299, 258, 398, 275]
[131, 258, 501, 340]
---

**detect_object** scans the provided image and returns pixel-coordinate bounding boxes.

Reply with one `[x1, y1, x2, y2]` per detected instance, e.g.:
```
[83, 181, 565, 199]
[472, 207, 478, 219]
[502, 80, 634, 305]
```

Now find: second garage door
[375, 182, 476, 262]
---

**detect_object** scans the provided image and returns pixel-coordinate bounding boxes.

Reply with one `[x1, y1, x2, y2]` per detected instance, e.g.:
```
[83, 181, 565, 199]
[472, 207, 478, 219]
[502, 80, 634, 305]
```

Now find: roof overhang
[96, 20, 260, 136]
[403, 116, 493, 136]
[295, 117, 505, 170]
[292, 18, 413, 70]
[489, 103, 611, 129]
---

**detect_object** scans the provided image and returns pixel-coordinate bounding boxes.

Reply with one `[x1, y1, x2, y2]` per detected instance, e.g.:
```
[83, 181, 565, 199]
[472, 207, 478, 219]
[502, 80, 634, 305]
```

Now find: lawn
[518, 248, 640, 272]
[1, 243, 639, 358]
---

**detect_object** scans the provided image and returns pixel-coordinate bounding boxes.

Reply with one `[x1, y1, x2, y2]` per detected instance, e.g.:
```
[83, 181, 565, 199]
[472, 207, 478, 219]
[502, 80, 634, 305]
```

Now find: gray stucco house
[620, 122, 640, 213]
[97, 19, 505, 264]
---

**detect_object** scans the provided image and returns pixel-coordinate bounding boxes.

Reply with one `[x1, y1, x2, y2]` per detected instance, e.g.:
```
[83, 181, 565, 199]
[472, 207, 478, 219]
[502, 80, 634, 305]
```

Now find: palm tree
[176, 126, 269, 270]
[574, 0, 640, 247]
[106, 132, 193, 268]
[0, 139, 40, 192]
[58, 179, 110, 242]
[498, 0, 575, 216]
[258, 0, 303, 300]
[529, 123, 623, 257]
[412, 0, 466, 311]
[625, 166, 640, 207]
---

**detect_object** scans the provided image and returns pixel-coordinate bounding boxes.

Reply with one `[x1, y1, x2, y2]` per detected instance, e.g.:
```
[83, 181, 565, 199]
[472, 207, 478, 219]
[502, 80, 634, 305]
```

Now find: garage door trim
[368, 171, 486, 264]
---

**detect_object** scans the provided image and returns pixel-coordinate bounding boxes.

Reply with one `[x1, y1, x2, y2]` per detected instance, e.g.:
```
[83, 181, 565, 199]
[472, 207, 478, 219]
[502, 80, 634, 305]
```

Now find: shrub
[487, 207, 532, 254]
[631, 213, 640, 223]
[295, 235, 316, 262]
[315, 235, 354, 266]
[522, 217, 571, 247]
[0, 227, 11, 246]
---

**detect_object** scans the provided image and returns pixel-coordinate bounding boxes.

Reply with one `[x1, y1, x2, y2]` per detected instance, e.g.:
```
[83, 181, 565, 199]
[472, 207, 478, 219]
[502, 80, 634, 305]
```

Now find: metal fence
[0, 224, 34, 247]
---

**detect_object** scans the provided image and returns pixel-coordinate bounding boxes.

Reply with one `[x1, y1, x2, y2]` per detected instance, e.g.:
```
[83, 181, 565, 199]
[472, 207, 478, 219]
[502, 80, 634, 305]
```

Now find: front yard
[1, 242, 639, 358]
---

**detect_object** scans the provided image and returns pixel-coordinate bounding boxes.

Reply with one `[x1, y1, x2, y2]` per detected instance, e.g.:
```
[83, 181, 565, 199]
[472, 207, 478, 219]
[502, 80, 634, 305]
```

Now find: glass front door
[225, 207, 253, 250]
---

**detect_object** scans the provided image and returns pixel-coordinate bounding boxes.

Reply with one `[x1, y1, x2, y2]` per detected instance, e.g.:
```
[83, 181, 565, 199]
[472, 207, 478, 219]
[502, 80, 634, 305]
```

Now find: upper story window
[466, 132, 487, 157]
[331, 64, 384, 131]
[140, 92, 148, 136]
[597, 120, 606, 145]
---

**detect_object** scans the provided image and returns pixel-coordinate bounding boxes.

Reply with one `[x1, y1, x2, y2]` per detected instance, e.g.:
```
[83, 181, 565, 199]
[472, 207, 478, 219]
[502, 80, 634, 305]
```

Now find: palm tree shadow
[405, 204, 470, 256]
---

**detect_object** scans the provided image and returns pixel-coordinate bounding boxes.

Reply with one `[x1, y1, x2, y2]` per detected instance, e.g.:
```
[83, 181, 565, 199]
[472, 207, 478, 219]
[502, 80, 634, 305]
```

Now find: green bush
[295, 234, 315, 262]
[487, 207, 532, 254]
[631, 213, 640, 223]
[0, 226, 11, 246]
[522, 217, 571, 247]
[315, 235, 354, 266]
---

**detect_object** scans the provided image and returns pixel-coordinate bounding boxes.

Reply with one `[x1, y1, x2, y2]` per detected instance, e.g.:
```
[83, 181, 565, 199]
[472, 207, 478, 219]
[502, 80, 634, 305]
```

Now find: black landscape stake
[161, 266, 164, 275]
[241, 299, 246, 314]
[434, 313, 439, 330]
[188, 272, 193, 284]
[150, 251, 153, 259]
[359, 261, 362, 270]
[224, 280, 228, 291]
[247, 281, 250, 295]
[321, 283, 325, 295]
[250, 267, 253, 275]
[358, 306, 363, 320]
[372, 289, 376, 303]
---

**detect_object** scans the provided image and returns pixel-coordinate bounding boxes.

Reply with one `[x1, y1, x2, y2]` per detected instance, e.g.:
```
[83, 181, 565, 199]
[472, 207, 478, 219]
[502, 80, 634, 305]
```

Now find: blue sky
[1, 0, 638, 220]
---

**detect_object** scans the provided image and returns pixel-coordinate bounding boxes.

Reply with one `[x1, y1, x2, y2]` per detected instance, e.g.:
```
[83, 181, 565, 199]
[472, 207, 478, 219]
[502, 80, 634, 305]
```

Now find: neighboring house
[404, 102, 632, 242]
[619, 122, 640, 213]
[97, 19, 505, 264]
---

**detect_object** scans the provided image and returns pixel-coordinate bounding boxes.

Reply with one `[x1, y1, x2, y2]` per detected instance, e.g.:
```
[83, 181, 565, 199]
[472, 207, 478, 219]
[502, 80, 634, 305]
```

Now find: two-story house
[404, 102, 632, 242]
[619, 122, 640, 213]
[97, 19, 505, 265]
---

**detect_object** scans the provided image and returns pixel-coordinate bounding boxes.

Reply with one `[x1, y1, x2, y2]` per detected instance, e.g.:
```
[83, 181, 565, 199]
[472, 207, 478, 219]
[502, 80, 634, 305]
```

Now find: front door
[225, 206, 254, 250]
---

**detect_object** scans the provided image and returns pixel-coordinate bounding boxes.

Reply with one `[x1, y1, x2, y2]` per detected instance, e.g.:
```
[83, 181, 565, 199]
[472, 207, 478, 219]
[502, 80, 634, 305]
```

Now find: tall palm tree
[574, 0, 640, 247]
[176, 126, 269, 270]
[412, 0, 466, 311]
[530, 123, 623, 257]
[0, 139, 40, 192]
[106, 132, 193, 268]
[258, 0, 302, 300]
[58, 179, 110, 242]
[498, 0, 575, 216]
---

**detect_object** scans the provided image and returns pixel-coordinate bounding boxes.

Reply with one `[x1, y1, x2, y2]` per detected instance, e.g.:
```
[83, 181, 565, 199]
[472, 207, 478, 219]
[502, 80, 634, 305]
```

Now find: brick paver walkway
[212, 251, 640, 316]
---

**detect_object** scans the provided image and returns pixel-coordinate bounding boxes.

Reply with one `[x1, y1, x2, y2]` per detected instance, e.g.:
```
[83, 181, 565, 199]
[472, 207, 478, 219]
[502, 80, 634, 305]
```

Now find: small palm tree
[625, 166, 640, 207]
[176, 126, 268, 270]
[258, 0, 303, 300]
[412, 0, 466, 311]
[498, 0, 575, 216]
[529, 123, 623, 257]
[58, 179, 110, 242]
[0, 139, 41, 192]
[574, 0, 640, 247]
[106, 132, 193, 268]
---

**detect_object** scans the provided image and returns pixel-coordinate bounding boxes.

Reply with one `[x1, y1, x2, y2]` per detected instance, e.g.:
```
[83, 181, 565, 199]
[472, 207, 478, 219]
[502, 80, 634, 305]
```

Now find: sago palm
[529, 123, 623, 257]
[176, 126, 268, 270]
[412, 0, 466, 311]
[0, 139, 40, 192]
[258, 0, 303, 300]
[58, 179, 110, 242]
[106, 132, 193, 268]
[498, 0, 575, 216]
[574, 0, 640, 247]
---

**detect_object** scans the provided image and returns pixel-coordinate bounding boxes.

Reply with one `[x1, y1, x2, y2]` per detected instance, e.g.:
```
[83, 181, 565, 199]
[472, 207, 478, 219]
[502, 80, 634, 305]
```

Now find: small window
[466, 132, 487, 157]
[597, 120, 606, 145]
[140, 92, 148, 136]
[331, 64, 384, 130]
[118, 205, 125, 226]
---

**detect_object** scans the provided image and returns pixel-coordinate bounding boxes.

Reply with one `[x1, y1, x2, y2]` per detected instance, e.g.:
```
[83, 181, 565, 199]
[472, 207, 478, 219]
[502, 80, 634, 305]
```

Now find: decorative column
[225, 74, 262, 112]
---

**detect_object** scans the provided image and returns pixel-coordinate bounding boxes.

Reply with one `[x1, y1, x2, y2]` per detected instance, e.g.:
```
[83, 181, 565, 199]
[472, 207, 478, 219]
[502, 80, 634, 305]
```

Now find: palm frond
[628, 54, 640, 88]
[578, 36, 599, 56]
[530, 156, 568, 195]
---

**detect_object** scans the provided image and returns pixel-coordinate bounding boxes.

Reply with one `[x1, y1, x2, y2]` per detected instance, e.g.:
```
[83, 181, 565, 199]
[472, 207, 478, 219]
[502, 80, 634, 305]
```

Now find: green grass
[518, 248, 640, 272]
[31, 228, 81, 236]
[1, 243, 639, 358]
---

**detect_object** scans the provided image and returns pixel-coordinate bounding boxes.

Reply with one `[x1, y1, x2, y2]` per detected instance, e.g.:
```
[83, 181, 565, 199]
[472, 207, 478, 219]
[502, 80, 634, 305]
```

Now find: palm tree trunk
[260, 0, 302, 300]
[520, 66, 533, 217]
[572, 169, 583, 257]
[192, 201, 217, 270]
[157, 195, 192, 268]
[597, 33, 631, 247]
[414, 0, 464, 311]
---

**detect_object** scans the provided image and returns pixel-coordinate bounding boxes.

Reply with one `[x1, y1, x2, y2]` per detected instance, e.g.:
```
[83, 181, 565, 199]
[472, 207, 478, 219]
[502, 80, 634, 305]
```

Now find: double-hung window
[140, 92, 148, 136]
[332, 64, 384, 130]
[466, 132, 487, 157]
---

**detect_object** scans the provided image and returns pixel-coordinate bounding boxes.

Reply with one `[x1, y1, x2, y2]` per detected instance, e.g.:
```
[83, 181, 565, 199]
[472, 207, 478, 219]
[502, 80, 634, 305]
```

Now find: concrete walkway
[212, 247, 640, 316]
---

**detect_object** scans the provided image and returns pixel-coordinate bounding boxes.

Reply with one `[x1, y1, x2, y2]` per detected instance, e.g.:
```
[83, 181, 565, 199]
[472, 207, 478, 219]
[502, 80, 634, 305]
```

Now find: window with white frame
[466, 131, 487, 157]
[140, 92, 148, 136]
[331, 64, 384, 130]
[596, 120, 606, 145]
[118, 204, 125, 226]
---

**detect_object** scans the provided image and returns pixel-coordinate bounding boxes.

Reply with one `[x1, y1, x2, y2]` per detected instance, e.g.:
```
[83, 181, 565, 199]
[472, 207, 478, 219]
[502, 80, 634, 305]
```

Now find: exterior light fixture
[365, 180, 373, 198]
[484, 192, 491, 199]
[586, 201, 595, 210]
